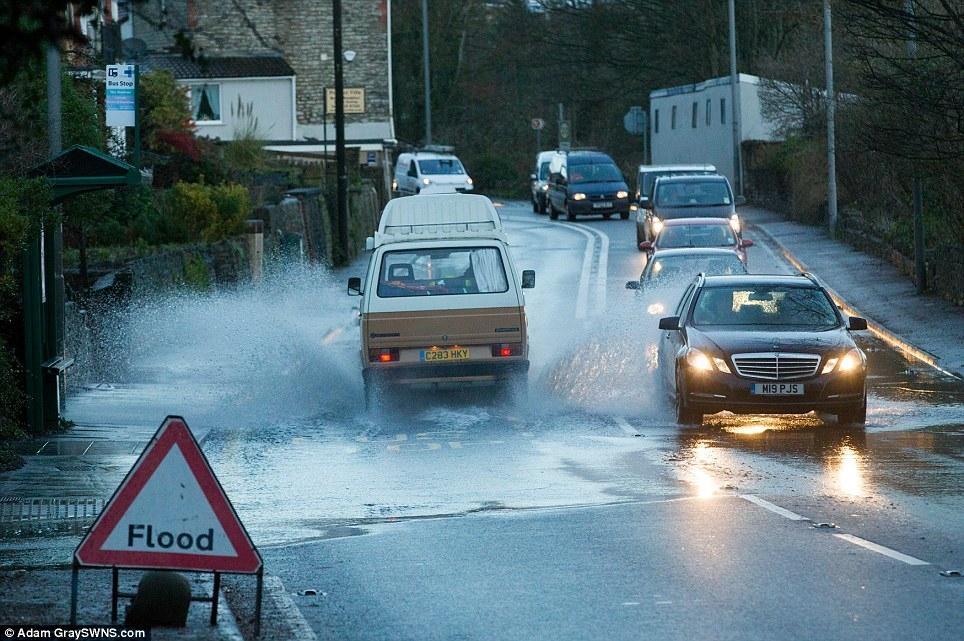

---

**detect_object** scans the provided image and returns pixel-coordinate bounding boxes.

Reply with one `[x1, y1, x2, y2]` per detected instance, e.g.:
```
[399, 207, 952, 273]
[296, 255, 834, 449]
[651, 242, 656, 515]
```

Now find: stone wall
[138, 0, 391, 127]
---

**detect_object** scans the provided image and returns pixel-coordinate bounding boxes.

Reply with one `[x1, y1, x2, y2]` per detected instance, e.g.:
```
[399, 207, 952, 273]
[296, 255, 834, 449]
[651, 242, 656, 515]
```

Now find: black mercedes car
[658, 273, 869, 426]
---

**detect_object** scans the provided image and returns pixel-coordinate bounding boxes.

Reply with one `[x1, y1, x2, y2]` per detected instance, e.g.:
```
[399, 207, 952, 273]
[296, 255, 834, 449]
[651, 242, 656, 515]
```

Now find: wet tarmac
[1, 202, 961, 640]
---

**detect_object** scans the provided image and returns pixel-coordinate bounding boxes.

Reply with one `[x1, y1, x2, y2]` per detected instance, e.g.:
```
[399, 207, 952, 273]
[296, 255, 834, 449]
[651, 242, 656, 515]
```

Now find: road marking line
[740, 494, 809, 521]
[613, 417, 639, 436]
[558, 222, 597, 319]
[263, 575, 319, 641]
[81, 441, 94, 456]
[833, 533, 930, 566]
[394, 433, 408, 441]
[622, 601, 640, 606]
[591, 225, 609, 313]
[387, 444, 401, 453]
[36, 441, 49, 455]
[427, 443, 441, 451]
[321, 327, 344, 345]
[448, 441, 462, 449]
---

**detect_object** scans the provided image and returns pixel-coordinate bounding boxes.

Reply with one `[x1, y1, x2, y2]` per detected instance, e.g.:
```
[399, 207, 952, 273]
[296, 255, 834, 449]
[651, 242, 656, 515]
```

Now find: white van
[393, 151, 475, 196]
[347, 194, 533, 404]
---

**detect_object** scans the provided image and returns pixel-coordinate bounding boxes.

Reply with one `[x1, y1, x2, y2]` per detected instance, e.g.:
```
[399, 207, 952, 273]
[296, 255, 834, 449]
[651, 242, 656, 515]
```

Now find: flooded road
[1, 202, 961, 639]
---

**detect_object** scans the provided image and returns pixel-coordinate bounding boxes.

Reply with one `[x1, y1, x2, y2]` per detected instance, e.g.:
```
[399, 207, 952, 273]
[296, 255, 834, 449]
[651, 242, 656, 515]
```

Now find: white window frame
[188, 82, 224, 125]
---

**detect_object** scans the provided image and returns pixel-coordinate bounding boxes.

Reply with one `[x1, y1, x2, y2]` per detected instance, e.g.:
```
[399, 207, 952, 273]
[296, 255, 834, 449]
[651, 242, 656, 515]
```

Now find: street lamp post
[421, 0, 432, 146]
[727, 0, 743, 198]
[333, 0, 349, 263]
[824, 0, 839, 237]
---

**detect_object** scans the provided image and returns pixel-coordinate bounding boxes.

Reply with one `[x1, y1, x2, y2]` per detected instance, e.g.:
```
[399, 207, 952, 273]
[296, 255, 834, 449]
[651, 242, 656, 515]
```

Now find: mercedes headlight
[822, 348, 864, 374]
[685, 349, 713, 372]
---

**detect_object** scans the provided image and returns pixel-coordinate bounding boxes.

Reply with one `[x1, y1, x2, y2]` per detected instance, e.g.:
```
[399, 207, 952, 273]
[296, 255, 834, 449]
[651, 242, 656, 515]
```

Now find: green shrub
[162, 182, 251, 243]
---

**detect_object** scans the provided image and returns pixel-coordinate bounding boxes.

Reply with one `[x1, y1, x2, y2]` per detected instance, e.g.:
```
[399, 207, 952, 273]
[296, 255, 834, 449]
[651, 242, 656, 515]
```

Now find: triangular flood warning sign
[75, 416, 261, 573]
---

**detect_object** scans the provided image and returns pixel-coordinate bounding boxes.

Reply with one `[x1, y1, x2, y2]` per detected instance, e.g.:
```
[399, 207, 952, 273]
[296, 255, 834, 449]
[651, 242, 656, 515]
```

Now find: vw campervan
[348, 194, 534, 405]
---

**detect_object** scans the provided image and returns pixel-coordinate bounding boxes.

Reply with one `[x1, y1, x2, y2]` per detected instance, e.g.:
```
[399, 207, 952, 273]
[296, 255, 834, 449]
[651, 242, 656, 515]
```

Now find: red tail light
[369, 348, 399, 363]
[492, 343, 522, 358]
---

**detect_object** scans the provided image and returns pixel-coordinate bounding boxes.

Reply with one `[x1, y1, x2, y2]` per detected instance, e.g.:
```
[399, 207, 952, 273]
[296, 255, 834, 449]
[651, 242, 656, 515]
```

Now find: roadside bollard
[246, 219, 264, 283]
[125, 571, 191, 628]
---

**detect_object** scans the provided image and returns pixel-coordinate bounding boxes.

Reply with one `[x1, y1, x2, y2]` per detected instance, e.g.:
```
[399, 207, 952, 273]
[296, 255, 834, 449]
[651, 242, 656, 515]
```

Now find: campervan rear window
[377, 247, 509, 297]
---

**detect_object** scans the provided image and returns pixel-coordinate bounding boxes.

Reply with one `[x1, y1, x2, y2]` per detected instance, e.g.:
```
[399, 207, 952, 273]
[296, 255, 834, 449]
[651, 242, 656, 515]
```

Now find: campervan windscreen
[377, 247, 509, 297]
[417, 159, 466, 175]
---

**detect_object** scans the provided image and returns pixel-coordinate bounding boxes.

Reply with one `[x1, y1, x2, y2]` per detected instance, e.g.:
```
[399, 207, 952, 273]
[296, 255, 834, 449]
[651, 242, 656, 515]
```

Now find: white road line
[263, 575, 319, 641]
[740, 494, 809, 521]
[448, 441, 462, 449]
[559, 222, 596, 319]
[833, 533, 930, 566]
[613, 417, 639, 436]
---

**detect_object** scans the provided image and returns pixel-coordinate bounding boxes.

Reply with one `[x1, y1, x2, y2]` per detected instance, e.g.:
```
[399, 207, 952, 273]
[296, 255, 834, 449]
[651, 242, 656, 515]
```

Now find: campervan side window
[705, 99, 711, 125]
[691, 102, 698, 128]
[720, 98, 726, 125]
[654, 109, 660, 133]
[671, 105, 677, 129]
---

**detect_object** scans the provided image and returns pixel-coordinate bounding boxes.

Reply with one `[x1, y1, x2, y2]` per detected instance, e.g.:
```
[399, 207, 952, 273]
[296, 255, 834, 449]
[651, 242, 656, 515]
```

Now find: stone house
[130, 0, 396, 163]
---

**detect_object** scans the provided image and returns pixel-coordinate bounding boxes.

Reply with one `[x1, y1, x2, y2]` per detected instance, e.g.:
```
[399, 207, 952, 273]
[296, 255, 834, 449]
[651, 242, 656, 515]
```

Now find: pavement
[741, 206, 964, 378]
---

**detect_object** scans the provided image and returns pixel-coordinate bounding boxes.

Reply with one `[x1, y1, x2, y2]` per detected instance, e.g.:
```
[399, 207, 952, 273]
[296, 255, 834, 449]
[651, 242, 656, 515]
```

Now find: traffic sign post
[531, 117, 545, 151]
[71, 416, 263, 633]
[105, 64, 140, 168]
[624, 106, 648, 163]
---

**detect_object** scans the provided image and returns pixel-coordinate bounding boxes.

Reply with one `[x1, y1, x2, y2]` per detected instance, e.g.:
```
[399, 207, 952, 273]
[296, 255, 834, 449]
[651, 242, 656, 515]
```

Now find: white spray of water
[82, 262, 361, 427]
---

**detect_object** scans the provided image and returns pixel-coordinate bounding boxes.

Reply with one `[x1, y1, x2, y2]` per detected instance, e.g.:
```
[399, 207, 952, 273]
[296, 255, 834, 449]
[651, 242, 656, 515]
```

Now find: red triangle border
[75, 416, 262, 573]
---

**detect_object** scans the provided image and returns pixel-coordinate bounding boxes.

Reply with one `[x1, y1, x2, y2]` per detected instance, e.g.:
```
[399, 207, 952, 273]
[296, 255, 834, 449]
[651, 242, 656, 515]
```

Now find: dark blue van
[546, 151, 631, 221]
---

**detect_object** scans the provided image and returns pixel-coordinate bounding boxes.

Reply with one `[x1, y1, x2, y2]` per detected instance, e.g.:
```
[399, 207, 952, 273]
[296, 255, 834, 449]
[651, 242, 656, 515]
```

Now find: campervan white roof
[374, 194, 505, 247]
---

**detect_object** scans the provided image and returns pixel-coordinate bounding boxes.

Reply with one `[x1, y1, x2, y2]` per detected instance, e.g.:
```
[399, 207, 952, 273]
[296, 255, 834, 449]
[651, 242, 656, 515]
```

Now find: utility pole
[44, 42, 66, 430]
[823, 0, 838, 237]
[421, 0, 432, 145]
[727, 0, 743, 198]
[333, 0, 349, 263]
[906, 0, 926, 292]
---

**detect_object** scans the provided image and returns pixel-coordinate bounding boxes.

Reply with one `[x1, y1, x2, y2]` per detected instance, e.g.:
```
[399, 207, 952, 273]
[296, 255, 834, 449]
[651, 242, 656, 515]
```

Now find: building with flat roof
[649, 74, 783, 188]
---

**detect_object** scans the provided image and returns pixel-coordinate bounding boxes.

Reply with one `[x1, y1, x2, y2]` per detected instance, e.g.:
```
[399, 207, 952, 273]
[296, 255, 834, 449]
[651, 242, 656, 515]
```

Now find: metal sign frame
[70, 416, 263, 634]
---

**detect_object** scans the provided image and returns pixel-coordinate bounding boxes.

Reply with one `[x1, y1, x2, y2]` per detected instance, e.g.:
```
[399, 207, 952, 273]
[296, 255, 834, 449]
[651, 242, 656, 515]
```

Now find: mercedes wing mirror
[347, 277, 362, 296]
[740, 239, 754, 248]
[522, 270, 536, 289]
[848, 316, 868, 331]
[658, 316, 680, 331]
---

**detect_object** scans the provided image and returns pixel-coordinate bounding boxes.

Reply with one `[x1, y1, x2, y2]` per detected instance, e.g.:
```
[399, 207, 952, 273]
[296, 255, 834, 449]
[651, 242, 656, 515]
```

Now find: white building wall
[649, 74, 782, 187]
[186, 77, 295, 142]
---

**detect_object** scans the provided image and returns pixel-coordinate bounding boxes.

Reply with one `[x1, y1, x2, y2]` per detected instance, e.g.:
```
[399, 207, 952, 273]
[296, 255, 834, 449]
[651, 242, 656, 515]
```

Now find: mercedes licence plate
[752, 383, 804, 395]
[420, 347, 470, 362]
[592, 201, 613, 209]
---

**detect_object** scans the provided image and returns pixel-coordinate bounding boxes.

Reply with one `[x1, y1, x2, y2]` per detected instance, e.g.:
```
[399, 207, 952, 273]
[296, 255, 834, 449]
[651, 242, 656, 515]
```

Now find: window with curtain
[377, 247, 508, 297]
[190, 83, 221, 122]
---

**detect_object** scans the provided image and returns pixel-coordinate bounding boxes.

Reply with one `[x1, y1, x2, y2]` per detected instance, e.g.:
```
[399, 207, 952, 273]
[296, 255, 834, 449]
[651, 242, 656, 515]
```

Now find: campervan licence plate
[420, 348, 470, 362]
[752, 383, 804, 395]
[592, 201, 613, 209]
